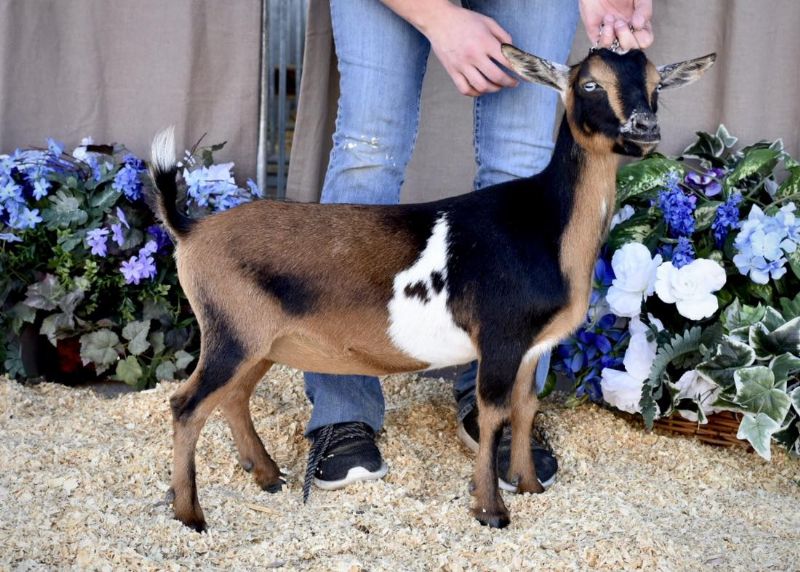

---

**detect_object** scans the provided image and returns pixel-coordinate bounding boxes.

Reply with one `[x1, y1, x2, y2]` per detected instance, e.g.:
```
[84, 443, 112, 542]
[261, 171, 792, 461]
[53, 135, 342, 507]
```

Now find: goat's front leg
[508, 355, 544, 494]
[470, 352, 524, 528]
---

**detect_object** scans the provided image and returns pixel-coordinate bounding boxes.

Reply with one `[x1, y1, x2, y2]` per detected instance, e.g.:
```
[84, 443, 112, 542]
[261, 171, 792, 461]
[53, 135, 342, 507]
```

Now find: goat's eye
[656, 83, 663, 92]
[582, 82, 599, 92]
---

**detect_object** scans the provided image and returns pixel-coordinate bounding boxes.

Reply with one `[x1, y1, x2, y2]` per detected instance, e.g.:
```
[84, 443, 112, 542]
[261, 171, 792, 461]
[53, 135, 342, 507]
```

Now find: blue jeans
[304, 0, 578, 435]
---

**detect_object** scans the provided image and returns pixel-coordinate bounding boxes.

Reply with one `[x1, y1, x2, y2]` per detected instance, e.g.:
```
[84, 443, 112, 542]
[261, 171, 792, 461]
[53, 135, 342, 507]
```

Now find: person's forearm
[379, 0, 454, 36]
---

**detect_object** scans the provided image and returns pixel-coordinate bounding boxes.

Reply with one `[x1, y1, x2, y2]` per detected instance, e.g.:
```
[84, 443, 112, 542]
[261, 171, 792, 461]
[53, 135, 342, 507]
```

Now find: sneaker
[457, 406, 557, 491]
[303, 422, 388, 501]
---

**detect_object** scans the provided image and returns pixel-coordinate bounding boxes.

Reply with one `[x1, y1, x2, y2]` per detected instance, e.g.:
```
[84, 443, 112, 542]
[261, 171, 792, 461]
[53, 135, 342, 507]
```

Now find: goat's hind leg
[220, 360, 285, 492]
[169, 343, 254, 531]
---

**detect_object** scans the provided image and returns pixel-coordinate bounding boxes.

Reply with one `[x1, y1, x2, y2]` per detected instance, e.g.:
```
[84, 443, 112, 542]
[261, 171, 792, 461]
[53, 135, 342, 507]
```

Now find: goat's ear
[501, 44, 570, 93]
[657, 53, 717, 90]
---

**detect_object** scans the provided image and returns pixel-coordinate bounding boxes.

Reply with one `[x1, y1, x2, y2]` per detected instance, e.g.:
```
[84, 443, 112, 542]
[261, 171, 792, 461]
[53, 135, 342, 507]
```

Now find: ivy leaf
[770, 353, 800, 385]
[733, 366, 791, 423]
[722, 299, 765, 331]
[736, 413, 780, 461]
[617, 157, 683, 203]
[780, 292, 800, 320]
[155, 360, 177, 381]
[122, 320, 151, 356]
[40, 312, 75, 345]
[149, 331, 165, 355]
[174, 350, 195, 371]
[42, 190, 89, 229]
[776, 165, 800, 200]
[80, 329, 121, 374]
[88, 186, 121, 210]
[761, 307, 786, 331]
[791, 387, 800, 416]
[23, 275, 63, 311]
[773, 412, 799, 456]
[683, 131, 726, 162]
[787, 248, 800, 281]
[696, 337, 755, 388]
[115, 356, 143, 386]
[715, 125, 738, 149]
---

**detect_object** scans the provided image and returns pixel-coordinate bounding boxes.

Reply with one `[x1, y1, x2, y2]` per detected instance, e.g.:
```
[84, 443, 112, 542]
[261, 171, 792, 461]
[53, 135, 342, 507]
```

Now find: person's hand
[420, 4, 518, 97]
[579, 0, 654, 51]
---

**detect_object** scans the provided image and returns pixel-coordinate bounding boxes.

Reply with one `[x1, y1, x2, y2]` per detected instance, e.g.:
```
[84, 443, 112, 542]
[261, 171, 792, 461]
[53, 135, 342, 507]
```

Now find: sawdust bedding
[1, 367, 798, 571]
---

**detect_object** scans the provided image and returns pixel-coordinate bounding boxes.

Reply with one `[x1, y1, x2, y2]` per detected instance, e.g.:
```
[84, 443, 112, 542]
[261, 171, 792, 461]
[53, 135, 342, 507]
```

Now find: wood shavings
[1, 368, 798, 570]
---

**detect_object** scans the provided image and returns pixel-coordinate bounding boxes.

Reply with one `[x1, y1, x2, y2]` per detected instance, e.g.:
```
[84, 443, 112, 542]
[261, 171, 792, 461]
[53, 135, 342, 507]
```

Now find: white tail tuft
[151, 126, 176, 173]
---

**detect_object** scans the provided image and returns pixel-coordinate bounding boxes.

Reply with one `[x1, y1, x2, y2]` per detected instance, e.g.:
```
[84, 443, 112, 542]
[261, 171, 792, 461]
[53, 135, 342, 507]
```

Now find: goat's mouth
[621, 131, 661, 145]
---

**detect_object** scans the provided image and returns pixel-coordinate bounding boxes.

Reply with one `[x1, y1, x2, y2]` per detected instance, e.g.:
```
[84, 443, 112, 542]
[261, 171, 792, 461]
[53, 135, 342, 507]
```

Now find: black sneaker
[457, 406, 557, 491]
[303, 422, 388, 501]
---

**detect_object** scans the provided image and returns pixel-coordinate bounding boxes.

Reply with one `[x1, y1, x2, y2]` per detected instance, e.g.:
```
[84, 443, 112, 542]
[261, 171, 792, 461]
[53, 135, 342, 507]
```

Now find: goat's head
[502, 45, 716, 157]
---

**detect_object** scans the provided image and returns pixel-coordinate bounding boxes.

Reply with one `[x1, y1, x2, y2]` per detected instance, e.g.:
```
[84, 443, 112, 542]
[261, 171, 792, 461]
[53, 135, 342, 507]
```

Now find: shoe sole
[456, 424, 556, 492]
[313, 462, 389, 491]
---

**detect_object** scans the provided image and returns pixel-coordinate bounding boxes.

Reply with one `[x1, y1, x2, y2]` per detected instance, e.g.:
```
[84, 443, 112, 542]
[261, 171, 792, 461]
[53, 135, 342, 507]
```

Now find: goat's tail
[148, 126, 195, 239]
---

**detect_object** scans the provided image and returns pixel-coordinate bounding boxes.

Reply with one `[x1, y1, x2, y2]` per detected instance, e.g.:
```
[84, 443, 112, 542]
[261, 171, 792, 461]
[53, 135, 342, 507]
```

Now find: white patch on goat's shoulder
[387, 215, 477, 368]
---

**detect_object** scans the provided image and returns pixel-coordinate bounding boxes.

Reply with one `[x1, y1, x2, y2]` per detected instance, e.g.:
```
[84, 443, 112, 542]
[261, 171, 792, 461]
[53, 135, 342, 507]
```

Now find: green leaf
[155, 360, 177, 381]
[122, 320, 151, 356]
[23, 275, 63, 311]
[683, 131, 726, 161]
[693, 201, 723, 232]
[776, 166, 800, 200]
[716, 125, 738, 149]
[752, 317, 800, 358]
[722, 299, 766, 331]
[770, 353, 800, 385]
[761, 307, 786, 331]
[80, 329, 120, 374]
[174, 350, 195, 371]
[725, 148, 780, 192]
[149, 331, 165, 355]
[787, 248, 800, 281]
[791, 387, 800, 416]
[780, 292, 800, 320]
[617, 157, 683, 203]
[733, 366, 791, 423]
[736, 412, 780, 461]
[696, 337, 756, 388]
[773, 412, 799, 455]
[40, 312, 75, 345]
[88, 186, 121, 210]
[538, 373, 557, 399]
[115, 356, 143, 386]
[42, 190, 89, 229]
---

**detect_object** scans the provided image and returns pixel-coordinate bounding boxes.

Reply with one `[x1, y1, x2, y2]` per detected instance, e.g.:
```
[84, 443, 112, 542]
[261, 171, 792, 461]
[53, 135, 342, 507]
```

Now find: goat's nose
[631, 112, 659, 136]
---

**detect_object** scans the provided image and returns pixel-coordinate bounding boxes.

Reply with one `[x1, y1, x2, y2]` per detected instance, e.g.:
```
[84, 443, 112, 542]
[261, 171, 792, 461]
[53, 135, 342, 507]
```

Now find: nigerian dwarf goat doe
[149, 46, 715, 531]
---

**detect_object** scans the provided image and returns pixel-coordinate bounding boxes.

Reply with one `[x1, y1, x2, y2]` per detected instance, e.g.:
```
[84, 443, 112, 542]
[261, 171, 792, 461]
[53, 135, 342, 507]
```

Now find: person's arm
[579, 0, 654, 50]
[380, 0, 518, 97]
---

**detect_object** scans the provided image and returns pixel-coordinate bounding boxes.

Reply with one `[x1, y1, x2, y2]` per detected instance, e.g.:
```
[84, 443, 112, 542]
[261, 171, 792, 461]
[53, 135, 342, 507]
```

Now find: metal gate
[257, 0, 309, 199]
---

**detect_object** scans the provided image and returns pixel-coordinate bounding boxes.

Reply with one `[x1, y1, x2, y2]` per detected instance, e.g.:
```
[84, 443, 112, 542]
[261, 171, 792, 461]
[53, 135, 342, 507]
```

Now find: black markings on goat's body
[171, 301, 245, 422]
[430, 271, 445, 294]
[404, 281, 430, 303]
[237, 260, 318, 315]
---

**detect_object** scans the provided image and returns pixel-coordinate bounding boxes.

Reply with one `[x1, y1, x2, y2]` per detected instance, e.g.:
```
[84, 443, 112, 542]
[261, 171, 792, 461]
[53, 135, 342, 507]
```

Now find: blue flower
[733, 204, 797, 284]
[0, 232, 22, 242]
[246, 178, 263, 198]
[670, 237, 695, 269]
[183, 162, 254, 212]
[685, 168, 724, 197]
[711, 192, 742, 246]
[658, 184, 696, 237]
[86, 228, 110, 257]
[120, 242, 158, 284]
[32, 178, 51, 201]
[111, 223, 125, 247]
[47, 138, 64, 157]
[112, 153, 146, 201]
[11, 207, 42, 230]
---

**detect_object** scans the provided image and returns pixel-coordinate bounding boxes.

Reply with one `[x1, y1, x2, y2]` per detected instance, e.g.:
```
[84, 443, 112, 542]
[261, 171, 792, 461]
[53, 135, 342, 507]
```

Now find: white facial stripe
[387, 215, 477, 368]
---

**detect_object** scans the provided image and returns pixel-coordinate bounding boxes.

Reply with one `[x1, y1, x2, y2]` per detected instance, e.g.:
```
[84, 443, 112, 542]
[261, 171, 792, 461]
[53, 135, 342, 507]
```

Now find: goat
[149, 46, 715, 531]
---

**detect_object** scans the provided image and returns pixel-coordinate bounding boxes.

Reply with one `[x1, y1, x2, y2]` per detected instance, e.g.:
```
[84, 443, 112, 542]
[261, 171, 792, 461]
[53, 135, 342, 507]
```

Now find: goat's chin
[615, 138, 659, 157]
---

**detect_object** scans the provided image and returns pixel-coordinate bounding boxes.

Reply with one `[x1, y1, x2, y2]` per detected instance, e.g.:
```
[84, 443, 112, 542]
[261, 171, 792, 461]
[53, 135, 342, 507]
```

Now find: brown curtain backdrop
[0, 0, 262, 178]
[287, 0, 800, 203]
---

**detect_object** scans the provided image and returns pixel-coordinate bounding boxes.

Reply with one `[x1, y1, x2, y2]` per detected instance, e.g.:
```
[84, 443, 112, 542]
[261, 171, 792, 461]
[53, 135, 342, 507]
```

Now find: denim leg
[304, 0, 430, 436]
[455, 0, 579, 407]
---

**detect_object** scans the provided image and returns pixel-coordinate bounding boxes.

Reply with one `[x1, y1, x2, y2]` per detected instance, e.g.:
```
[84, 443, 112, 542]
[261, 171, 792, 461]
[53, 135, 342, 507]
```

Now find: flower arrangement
[552, 126, 800, 460]
[0, 136, 261, 389]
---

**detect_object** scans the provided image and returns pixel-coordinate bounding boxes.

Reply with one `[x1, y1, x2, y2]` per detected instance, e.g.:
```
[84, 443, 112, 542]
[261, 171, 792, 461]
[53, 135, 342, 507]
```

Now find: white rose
[675, 370, 721, 423]
[655, 259, 727, 320]
[606, 243, 662, 318]
[600, 316, 659, 414]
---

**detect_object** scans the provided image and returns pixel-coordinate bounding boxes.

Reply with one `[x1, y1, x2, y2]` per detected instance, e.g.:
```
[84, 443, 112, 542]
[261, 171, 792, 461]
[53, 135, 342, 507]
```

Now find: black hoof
[179, 516, 207, 533]
[262, 478, 286, 494]
[476, 513, 510, 529]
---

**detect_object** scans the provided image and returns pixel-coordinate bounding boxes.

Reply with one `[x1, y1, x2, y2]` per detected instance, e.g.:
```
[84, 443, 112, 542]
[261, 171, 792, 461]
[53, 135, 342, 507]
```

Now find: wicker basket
[653, 411, 750, 450]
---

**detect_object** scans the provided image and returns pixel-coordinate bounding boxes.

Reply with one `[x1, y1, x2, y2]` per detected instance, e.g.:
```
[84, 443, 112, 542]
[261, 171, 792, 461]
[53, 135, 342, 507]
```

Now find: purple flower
[111, 223, 125, 247]
[116, 207, 130, 229]
[0, 232, 22, 242]
[86, 228, 110, 257]
[658, 186, 696, 237]
[146, 224, 172, 254]
[711, 192, 742, 246]
[685, 168, 724, 197]
[120, 243, 158, 285]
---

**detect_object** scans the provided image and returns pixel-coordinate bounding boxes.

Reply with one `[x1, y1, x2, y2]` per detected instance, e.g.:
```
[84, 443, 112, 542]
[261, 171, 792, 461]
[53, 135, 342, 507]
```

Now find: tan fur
[508, 355, 544, 494]
[471, 401, 509, 524]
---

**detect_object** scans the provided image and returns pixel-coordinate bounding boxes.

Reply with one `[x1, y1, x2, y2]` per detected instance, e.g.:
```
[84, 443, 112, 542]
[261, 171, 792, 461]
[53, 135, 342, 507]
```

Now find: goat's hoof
[164, 487, 176, 504]
[240, 459, 254, 472]
[176, 514, 207, 533]
[517, 481, 544, 495]
[261, 478, 286, 494]
[475, 511, 510, 529]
